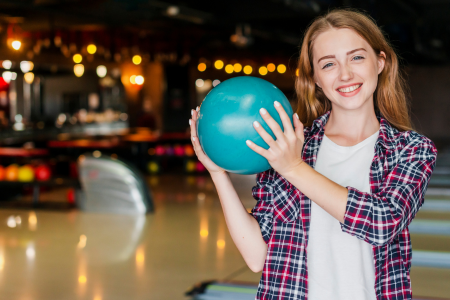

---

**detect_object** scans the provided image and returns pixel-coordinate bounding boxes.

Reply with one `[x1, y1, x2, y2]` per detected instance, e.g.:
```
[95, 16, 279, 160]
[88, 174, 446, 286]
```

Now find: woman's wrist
[210, 170, 228, 181]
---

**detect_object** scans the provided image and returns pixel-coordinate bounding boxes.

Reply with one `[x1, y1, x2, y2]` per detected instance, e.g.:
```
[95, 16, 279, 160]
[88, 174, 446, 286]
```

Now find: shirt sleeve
[340, 138, 438, 247]
[250, 168, 276, 244]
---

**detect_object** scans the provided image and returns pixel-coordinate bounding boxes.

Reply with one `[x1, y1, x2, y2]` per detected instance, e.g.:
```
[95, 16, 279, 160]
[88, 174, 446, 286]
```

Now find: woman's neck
[323, 106, 380, 147]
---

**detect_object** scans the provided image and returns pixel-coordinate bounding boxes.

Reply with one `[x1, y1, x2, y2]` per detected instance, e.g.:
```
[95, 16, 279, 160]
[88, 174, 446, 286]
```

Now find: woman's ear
[378, 51, 386, 75]
[313, 76, 321, 88]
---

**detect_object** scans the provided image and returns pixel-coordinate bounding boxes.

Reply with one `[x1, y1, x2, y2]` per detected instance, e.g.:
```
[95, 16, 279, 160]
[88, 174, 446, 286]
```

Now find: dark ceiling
[0, 0, 448, 66]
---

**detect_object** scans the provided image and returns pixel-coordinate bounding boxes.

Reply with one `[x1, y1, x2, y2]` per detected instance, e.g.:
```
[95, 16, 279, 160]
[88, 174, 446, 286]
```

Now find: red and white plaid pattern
[251, 110, 438, 300]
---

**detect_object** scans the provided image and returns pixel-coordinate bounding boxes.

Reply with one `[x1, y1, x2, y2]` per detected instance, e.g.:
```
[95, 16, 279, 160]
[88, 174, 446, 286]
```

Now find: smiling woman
[189, 7, 438, 300]
[246, 8, 438, 300]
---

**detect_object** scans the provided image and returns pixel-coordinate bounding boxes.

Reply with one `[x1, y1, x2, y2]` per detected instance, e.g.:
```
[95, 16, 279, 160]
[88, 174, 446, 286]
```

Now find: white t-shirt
[306, 130, 379, 300]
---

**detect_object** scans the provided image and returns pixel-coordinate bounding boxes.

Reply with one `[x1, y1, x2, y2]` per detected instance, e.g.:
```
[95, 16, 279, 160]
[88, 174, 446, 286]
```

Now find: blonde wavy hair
[295, 8, 413, 131]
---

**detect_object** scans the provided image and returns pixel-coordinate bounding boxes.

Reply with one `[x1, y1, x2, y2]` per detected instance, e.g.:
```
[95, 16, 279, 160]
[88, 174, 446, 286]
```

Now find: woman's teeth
[338, 84, 362, 93]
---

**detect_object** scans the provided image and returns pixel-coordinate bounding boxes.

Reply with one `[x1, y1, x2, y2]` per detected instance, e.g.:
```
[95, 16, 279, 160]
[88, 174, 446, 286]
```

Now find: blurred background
[0, 0, 450, 299]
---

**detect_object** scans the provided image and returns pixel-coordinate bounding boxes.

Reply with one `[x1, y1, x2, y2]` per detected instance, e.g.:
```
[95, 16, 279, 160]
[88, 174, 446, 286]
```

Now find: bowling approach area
[1, 153, 450, 300]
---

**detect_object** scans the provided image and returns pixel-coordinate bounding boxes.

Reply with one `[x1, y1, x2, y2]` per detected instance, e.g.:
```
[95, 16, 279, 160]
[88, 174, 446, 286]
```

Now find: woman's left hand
[246, 101, 305, 177]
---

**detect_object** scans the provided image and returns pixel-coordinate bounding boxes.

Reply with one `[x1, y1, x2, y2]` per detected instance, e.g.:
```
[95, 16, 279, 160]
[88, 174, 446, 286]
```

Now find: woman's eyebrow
[317, 48, 367, 63]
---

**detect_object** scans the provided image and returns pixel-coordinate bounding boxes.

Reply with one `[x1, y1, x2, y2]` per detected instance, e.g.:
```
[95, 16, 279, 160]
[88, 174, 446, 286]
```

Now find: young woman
[189, 8, 437, 300]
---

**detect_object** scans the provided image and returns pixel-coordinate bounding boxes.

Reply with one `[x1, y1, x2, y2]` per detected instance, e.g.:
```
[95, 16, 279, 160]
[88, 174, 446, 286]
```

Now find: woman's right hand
[189, 107, 227, 175]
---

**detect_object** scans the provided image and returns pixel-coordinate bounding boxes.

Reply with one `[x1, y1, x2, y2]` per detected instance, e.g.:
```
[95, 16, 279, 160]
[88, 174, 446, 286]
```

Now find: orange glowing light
[267, 63, 276, 72]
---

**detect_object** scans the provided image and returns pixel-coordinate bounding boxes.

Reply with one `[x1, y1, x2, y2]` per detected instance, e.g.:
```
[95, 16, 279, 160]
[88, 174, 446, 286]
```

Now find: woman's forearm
[283, 162, 348, 223]
[210, 171, 267, 272]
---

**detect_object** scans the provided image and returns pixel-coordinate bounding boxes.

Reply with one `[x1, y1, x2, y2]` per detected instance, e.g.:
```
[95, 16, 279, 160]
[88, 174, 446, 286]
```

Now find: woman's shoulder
[390, 129, 438, 161]
[396, 129, 436, 151]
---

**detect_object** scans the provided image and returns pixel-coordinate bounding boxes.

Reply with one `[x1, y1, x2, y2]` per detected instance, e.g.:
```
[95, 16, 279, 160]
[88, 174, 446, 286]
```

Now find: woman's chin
[331, 95, 372, 111]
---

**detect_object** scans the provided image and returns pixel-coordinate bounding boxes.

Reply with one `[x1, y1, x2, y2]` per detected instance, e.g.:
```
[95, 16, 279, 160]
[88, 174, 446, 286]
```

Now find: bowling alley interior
[1, 1, 450, 300]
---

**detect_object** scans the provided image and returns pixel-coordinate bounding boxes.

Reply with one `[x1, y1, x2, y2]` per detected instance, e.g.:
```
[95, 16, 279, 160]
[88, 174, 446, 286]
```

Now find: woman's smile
[336, 83, 363, 97]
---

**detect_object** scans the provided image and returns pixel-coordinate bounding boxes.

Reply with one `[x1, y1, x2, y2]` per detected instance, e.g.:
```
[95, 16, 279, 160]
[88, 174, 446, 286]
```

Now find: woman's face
[312, 28, 385, 111]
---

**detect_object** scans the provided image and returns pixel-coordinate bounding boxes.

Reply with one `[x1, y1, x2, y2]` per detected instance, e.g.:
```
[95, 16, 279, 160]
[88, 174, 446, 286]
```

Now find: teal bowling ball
[196, 76, 294, 175]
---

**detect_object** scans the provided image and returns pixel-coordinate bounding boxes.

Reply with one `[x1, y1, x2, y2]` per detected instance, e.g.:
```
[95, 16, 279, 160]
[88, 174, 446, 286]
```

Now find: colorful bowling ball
[5, 164, 19, 181]
[155, 145, 165, 156]
[67, 188, 76, 204]
[184, 145, 194, 156]
[165, 145, 174, 156]
[35, 164, 52, 181]
[147, 161, 159, 173]
[18, 165, 35, 182]
[185, 160, 196, 172]
[0, 165, 4, 180]
[195, 161, 206, 172]
[196, 76, 294, 175]
[174, 144, 184, 156]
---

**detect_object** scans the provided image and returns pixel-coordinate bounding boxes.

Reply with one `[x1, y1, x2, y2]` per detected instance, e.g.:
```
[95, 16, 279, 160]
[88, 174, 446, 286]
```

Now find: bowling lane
[0, 174, 261, 300]
[1, 173, 450, 300]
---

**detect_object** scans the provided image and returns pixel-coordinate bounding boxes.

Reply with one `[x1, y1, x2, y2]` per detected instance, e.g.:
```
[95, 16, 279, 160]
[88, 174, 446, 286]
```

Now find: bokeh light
[96, 65, 107, 78]
[267, 63, 276, 72]
[2, 60, 12, 69]
[225, 64, 234, 74]
[130, 75, 136, 84]
[20, 61, 33, 73]
[198, 63, 206, 72]
[277, 64, 286, 74]
[74, 64, 84, 77]
[233, 63, 242, 72]
[12, 40, 21, 50]
[24, 72, 34, 84]
[195, 79, 204, 87]
[2, 71, 12, 83]
[73, 54, 82, 64]
[243, 65, 252, 75]
[259, 66, 268, 76]
[87, 44, 97, 54]
[214, 60, 224, 69]
[132, 55, 142, 65]
[135, 75, 144, 85]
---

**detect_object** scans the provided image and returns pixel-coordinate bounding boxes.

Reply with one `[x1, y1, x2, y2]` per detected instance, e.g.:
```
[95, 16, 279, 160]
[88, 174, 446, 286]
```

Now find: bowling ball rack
[0, 178, 80, 208]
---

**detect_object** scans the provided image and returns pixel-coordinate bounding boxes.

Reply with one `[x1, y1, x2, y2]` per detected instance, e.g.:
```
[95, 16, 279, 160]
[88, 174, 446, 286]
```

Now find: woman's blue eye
[322, 63, 332, 69]
[353, 55, 364, 61]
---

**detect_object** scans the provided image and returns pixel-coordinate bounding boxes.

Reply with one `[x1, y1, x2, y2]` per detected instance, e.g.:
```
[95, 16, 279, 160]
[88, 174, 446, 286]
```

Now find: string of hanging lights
[197, 60, 296, 76]
[0, 21, 294, 87]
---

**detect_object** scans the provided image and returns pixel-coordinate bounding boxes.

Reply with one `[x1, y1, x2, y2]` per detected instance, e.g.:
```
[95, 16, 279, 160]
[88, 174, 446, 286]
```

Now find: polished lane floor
[0, 173, 449, 300]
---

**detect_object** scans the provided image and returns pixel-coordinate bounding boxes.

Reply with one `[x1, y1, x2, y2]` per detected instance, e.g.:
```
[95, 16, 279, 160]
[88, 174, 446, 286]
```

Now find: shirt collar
[310, 110, 398, 151]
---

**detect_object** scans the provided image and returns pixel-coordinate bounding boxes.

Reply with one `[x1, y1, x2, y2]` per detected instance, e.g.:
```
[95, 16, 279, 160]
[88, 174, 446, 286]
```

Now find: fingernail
[196, 106, 199, 111]
[191, 110, 194, 116]
[274, 101, 280, 107]
[253, 121, 260, 128]
[246, 140, 252, 146]
[192, 137, 196, 142]
[189, 119, 192, 125]
[260, 108, 267, 115]
[295, 113, 299, 120]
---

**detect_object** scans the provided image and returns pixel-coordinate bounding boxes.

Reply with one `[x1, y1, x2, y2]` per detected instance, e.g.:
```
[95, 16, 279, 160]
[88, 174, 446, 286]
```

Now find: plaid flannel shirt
[251, 110, 438, 300]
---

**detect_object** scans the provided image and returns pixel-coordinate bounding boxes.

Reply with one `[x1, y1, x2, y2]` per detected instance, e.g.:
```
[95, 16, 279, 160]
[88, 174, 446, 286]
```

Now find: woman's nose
[339, 64, 353, 81]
